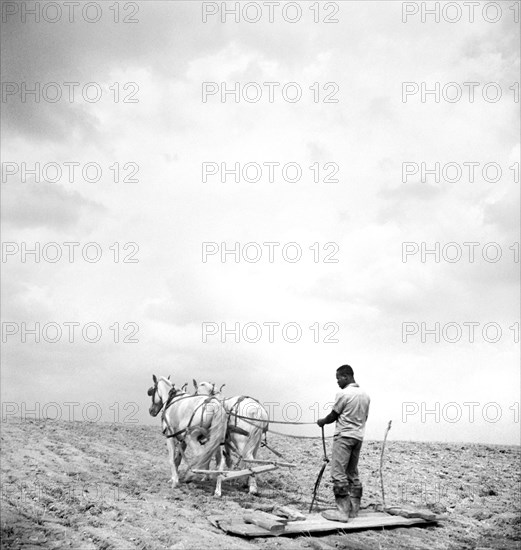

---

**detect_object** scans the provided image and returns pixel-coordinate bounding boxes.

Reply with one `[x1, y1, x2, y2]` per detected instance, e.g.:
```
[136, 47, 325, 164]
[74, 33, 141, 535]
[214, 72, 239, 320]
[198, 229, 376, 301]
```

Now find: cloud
[380, 182, 443, 200]
[1, 2, 518, 445]
[2, 100, 102, 144]
[1, 3, 222, 143]
[483, 191, 521, 236]
[2, 182, 105, 230]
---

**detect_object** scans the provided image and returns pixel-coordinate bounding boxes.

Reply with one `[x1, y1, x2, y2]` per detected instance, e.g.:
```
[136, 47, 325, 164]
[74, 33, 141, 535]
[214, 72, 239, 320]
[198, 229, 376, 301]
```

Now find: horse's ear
[153, 374, 158, 384]
[193, 379, 198, 390]
[167, 375, 171, 380]
[219, 383, 226, 393]
[211, 383, 216, 394]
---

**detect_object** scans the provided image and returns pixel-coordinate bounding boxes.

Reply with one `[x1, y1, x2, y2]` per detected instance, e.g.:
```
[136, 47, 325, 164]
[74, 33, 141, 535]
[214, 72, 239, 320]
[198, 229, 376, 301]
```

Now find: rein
[198, 390, 320, 427]
[228, 411, 317, 426]
[212, 395, 335, 439]
[225, 411, 335, 439]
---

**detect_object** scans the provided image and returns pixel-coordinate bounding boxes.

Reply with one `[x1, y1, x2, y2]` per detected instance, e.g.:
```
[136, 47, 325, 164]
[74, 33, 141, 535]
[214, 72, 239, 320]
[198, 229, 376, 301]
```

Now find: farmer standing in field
[317, 364, 370, 522]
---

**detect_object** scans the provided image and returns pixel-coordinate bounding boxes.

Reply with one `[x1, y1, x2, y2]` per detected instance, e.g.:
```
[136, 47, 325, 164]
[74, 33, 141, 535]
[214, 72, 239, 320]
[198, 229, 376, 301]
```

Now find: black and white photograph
[1, 1, 520, 548]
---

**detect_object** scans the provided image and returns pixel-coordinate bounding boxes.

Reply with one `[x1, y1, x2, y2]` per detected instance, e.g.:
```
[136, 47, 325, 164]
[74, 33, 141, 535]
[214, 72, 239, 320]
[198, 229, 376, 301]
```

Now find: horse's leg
[166, 439, 179, 488]
[182, 440, 197, 483]
[174, 441, 184, 469]
[247, 435, 263, 495]
[245, 450, 258, 495]
[214, 446, 224, 498]
[224, 439, 233, 469]
[233, 438, 250, 490]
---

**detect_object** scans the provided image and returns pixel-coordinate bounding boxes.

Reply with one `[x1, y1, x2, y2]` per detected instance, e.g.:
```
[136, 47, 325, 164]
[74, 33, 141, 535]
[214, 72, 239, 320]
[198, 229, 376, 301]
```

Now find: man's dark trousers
[331, 436, 363, 497]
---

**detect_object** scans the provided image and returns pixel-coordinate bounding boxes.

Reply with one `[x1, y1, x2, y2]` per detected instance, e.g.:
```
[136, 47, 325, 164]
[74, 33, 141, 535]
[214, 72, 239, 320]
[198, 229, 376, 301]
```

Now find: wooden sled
[209, 508, 440, 538]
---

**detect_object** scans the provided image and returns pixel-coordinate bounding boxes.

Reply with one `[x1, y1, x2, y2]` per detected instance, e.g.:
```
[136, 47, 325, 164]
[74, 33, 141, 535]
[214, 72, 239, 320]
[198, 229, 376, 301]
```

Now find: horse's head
[147, 374, 172, 417]
[194, 380, 216, 396]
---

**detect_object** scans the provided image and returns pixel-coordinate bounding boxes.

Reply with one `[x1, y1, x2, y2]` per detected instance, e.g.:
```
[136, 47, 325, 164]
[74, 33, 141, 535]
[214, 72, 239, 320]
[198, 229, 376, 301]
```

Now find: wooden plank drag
[208, 509, 440, 538]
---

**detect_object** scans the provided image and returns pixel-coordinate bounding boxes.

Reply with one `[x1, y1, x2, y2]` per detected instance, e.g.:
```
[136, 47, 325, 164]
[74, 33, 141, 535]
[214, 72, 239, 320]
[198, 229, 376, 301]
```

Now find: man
[317, 364, 370, 522]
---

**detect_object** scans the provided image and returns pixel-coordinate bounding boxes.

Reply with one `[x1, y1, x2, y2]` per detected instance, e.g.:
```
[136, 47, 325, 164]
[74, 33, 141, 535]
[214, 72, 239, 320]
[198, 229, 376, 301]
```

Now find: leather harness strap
[163, 393, 219, 441]
[161, 391, 193, 439]
[227, 395, 248, 428]
[226, 395, 269, 433]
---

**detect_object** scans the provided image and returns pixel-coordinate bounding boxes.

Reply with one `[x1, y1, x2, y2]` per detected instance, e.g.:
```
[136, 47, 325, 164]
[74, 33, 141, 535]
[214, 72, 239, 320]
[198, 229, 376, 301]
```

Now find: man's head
[336, 364, 355, 388]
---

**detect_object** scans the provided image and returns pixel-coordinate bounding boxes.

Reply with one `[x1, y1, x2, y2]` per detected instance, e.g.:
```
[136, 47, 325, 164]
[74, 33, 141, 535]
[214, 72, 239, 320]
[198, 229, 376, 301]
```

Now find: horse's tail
[241, 401, 269, 459]
[190, 400, 227, 471]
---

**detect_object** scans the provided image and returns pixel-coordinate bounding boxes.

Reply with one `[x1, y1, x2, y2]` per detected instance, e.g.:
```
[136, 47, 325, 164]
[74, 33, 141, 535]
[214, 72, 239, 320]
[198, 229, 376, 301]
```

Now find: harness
[161, 390, 221, 443]
[220, 395, 270, 463]
[227, 395, 249, 429]
[226, 395, 269, 433]
[148, 383, 226, 474]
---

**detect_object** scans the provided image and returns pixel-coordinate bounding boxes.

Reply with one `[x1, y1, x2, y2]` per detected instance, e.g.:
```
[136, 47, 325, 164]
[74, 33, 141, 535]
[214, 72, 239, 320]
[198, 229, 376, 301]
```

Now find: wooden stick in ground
[379, 420, 392, 509]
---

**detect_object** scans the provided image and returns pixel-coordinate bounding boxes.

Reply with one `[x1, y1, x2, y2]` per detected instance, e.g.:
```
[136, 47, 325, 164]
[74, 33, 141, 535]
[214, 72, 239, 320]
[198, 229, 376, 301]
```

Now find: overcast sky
[1, 1, 519, 445]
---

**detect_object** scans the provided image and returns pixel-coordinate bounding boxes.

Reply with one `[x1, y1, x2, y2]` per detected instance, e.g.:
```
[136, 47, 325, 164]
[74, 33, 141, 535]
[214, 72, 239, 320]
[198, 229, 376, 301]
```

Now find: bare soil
[1, 419, 519, 549]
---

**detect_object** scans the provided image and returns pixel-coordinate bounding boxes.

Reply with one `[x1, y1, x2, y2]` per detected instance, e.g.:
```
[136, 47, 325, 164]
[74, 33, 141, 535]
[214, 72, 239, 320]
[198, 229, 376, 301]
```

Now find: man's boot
[321, 492, 351, 522]
[348, 485, 363, 518]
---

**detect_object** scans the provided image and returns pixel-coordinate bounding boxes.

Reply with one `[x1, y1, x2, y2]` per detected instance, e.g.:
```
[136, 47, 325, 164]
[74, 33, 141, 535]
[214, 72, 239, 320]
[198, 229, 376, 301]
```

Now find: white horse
[193, 380, 269, 495]
[147, 375, 227, 497]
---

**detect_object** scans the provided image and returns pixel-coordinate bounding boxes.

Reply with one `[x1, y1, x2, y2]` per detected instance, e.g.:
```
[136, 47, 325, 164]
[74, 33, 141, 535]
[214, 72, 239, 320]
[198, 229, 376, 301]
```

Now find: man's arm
[317, 409, 339, 427]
